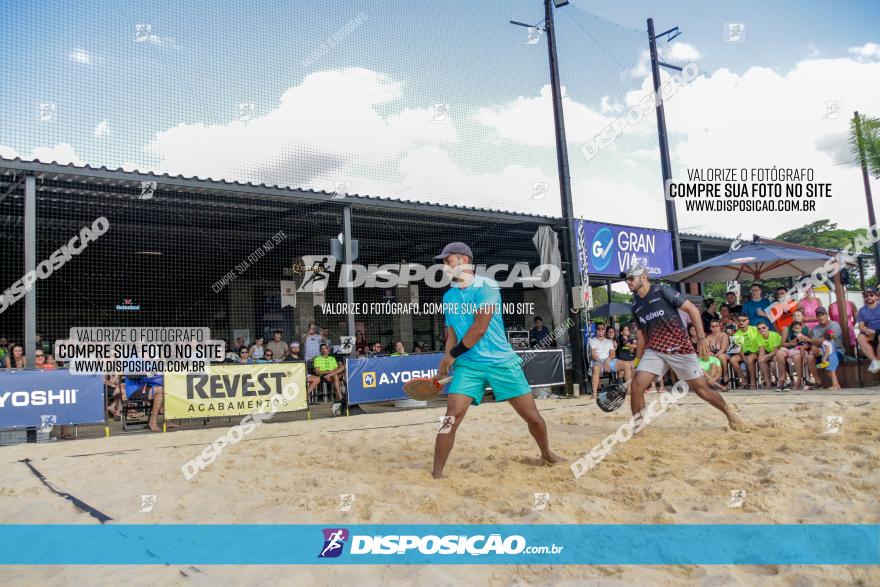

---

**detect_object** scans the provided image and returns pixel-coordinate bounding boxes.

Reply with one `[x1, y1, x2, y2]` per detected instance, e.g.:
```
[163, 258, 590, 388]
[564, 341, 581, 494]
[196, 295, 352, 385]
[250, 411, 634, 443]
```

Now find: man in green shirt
[754, 322, 782, 390]
[698, 352, 725, 392]
[729, 313, 761, 388]
[312, 344, 344, 401]
[390, 341, 409, 356]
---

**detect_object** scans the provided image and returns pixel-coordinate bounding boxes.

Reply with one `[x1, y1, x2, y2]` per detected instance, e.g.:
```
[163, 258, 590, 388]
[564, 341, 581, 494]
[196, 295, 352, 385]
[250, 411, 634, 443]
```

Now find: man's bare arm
[444, 326, 457, 352]
[635, 328, 646, 361]
[460, 309, 492, 347]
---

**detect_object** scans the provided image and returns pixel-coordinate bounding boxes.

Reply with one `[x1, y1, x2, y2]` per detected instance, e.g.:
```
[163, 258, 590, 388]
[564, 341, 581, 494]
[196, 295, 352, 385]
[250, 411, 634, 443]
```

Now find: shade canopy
[662, 242, 831, 283]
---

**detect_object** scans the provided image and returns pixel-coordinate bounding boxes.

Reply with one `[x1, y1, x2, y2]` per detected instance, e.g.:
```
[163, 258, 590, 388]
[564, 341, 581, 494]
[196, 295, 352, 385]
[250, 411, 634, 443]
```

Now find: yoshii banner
[575, 220, 674, 278]
[0, 370, 104, 429]
[346, 353, 448, 404]
[346, 351, 566, 404]
[163, 363, 307, 418]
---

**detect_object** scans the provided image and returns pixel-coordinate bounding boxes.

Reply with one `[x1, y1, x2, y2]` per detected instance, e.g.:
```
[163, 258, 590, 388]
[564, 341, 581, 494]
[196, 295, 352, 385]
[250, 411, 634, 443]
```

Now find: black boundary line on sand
[19, 458, 113, 523]
[19, 457, 206, 575]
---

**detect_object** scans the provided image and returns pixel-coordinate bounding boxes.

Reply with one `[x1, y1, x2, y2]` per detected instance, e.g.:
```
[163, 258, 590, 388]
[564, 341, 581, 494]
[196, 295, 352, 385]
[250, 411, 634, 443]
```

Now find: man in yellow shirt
[312, 344, 344, 401]
[754, 322, 783, 390]
[728, 314, 761, 389]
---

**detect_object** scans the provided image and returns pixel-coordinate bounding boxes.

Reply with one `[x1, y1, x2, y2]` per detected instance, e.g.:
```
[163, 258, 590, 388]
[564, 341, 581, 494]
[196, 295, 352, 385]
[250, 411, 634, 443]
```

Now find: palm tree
[850, 112, 880, 179]
[850, 111, 880, 275]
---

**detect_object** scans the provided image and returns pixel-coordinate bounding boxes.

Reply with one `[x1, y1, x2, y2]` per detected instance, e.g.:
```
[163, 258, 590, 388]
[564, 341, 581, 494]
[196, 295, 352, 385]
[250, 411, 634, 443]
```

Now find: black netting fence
[0, 166, 562, 441]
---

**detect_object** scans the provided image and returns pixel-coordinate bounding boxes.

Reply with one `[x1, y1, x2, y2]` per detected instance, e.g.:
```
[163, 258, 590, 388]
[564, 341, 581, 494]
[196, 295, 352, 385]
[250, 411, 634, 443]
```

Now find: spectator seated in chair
[698, 349, 726, 392]
[754, 322, 782, 390]
[856, 286, 880, 374]
[588, 323, 632, 396]
[124, 374, 177, 432]
[728, 314, 760, 388]
[310, 343, 344, 402]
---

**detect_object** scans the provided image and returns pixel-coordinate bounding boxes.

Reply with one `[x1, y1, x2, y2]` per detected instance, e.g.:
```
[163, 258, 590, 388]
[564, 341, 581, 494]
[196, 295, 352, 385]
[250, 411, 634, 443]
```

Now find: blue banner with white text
[0, 524, 877, 565]
[345, 353, 447, 404]
[0, 370, 104, 429]
[576, 220, 674, 278]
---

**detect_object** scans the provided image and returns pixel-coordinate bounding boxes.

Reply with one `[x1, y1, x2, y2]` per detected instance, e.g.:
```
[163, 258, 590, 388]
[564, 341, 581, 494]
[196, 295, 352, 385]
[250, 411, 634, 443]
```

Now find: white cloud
[145, 34, 174, 47]
[0, 144, 20, 159]
[629, 42, 702, 78]
[5, 48, 880, 242]
[471, 50, 880, 236]
[663, 55, 880, 236]
[146, 67, 456, 184]
[848, 42, 880, 61]
[474, 85, 618, 147]
[30, 143, 84, 166]
[0, 143, 84, 166]
[665, 42, 702, 63]
[94, 120, 109, 138]
[68, 49, 91, 64]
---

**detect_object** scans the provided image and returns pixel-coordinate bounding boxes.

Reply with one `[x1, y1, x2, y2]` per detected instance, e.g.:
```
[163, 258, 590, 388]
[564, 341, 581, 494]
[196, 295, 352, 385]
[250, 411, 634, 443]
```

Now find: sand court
[1, 389, 878, 585]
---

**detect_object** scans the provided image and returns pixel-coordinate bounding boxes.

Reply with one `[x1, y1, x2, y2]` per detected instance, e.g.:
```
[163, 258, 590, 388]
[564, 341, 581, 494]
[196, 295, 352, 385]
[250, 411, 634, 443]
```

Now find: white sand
[1, 389, 879, 586]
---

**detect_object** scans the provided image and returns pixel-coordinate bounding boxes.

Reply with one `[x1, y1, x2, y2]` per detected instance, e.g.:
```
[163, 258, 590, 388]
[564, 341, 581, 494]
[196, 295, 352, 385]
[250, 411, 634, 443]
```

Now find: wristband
[450, 341, 471, 358]
[633, 358, 640, 368]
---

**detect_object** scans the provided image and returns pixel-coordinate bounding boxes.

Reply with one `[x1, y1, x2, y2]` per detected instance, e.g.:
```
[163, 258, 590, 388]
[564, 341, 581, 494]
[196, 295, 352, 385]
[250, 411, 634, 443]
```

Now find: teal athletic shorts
[448, 358, 531, 405]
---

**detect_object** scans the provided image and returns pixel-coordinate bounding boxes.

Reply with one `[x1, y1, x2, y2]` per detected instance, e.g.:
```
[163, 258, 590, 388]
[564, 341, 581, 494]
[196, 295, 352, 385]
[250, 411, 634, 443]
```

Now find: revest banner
[164, 362, 307, 418]
[0, 370, 105, 429]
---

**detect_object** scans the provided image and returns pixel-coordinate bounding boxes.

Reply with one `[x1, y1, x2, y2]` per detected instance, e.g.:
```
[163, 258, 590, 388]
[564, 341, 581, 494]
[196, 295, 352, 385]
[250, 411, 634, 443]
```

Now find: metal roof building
[0, 157, 737, 356]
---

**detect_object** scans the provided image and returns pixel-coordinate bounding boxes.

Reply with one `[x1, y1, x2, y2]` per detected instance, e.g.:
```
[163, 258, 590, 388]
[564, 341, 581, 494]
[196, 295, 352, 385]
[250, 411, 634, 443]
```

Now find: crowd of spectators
[587, 283, 880, 392]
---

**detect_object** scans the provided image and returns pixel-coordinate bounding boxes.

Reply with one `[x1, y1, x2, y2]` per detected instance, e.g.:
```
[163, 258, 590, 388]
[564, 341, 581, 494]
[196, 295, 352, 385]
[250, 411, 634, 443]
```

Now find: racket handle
[435, 376, 452, 386]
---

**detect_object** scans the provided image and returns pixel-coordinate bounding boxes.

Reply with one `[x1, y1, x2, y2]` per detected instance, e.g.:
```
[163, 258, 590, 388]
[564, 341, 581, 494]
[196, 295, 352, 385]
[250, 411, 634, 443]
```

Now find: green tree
[588, 286, 632, 325]
[775, 220, 874, 289]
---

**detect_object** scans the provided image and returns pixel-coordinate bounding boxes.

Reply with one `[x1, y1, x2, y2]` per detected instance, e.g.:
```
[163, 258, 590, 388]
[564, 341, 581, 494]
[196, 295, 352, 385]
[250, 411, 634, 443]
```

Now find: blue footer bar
[1, 524, 878, 565]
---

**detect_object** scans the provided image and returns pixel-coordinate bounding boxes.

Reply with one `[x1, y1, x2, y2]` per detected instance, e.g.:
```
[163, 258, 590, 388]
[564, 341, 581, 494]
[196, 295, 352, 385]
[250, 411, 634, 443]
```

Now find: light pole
[647, 17, 685, 291]
[511, 0, 586, 391]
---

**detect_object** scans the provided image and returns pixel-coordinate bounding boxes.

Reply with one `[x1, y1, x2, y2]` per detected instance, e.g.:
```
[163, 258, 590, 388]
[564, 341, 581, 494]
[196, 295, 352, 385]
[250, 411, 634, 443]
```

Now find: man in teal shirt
[433, 242, 564, 478]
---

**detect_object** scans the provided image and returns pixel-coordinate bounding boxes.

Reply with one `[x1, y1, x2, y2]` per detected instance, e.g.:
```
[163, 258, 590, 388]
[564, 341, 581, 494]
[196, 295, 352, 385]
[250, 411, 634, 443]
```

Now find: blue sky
[0, 0, 878, 236]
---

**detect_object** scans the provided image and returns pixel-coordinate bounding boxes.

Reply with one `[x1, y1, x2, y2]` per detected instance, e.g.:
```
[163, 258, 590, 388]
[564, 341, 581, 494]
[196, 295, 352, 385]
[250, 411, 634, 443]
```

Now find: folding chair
[121, 379, 154, 431]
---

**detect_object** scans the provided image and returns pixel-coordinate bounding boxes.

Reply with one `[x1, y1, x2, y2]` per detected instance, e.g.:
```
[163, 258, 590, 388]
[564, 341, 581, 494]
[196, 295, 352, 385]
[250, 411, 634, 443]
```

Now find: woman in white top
[249, 336, 265, 359]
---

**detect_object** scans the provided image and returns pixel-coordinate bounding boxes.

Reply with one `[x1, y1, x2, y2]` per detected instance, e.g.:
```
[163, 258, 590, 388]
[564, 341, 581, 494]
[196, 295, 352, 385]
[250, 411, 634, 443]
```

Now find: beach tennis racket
[402, 376, 451, 401]
[596, 382, 627, 413]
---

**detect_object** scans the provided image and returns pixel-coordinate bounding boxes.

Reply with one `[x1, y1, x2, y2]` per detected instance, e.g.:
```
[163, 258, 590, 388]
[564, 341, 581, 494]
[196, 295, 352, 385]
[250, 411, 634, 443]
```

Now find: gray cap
[434, 242, 473, 261]
[619, 257, 648, 279]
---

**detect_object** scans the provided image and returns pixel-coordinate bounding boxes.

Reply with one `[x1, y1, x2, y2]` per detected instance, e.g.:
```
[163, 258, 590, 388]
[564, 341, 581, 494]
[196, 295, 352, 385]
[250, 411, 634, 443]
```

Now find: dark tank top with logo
[631, 284, 694, 355]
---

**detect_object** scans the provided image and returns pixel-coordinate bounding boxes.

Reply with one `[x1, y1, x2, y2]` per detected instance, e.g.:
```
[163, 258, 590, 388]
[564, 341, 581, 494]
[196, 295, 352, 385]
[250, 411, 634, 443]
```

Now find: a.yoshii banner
[163, 363, 307, 418]
[0, 370, 104, 429]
